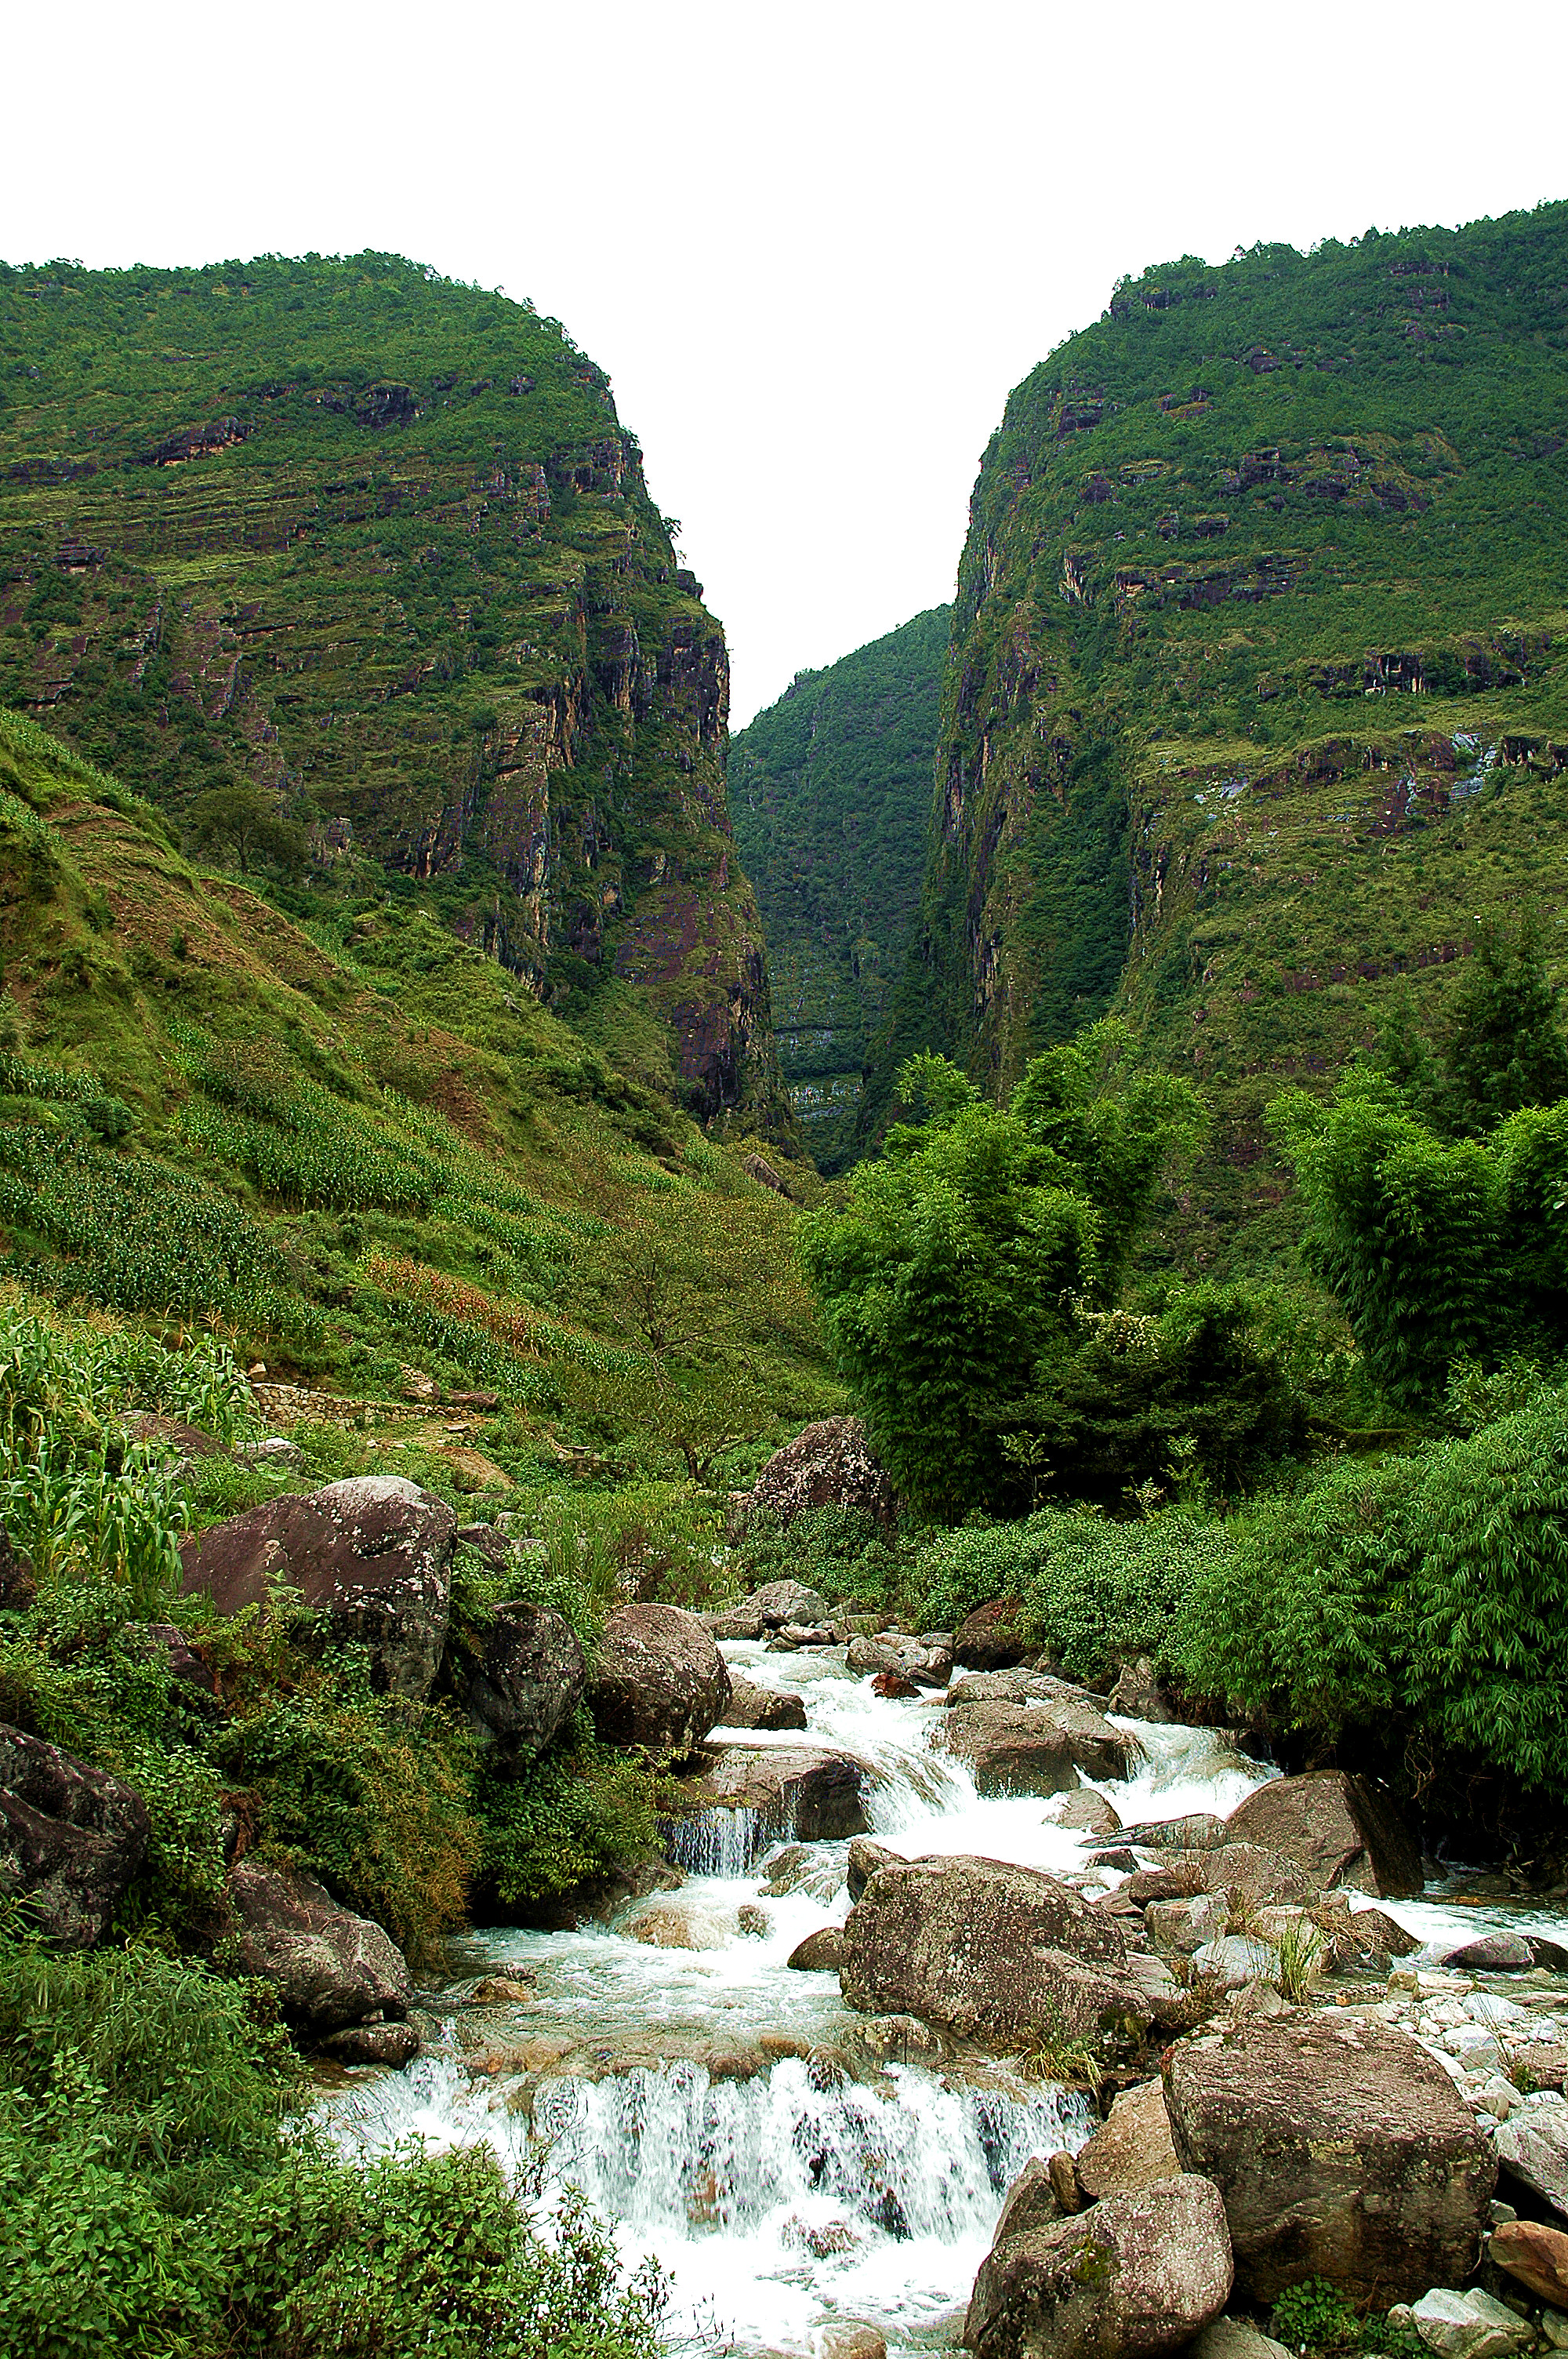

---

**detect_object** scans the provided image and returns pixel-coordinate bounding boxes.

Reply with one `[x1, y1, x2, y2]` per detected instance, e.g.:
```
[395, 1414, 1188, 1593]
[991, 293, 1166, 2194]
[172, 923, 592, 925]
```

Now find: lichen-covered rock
[443, 1599, 585, 1761]
[952, 1598, 1032, 1670]
[706, 1579, 833, 1640]
[719, 1671, 808, 1731]
[788, 1925, 846, 1971]
[690, 1742, 873, 1839]
[942, 1698, 1137, 1794]
[1163, 2012, 1497, 2300]
[1223, 1771, 1422, 1897]
[1076, 2078, 1182, 2201]
[742, 1416, 898, 1533]
[180, 1476, 456, 1700]
[0, 1723, 150, 1946]
[227, 1859, 412, 2030]
[840, 1852, 1149, 2048]
[589, 1602, 731, 1756]
[963, 2173, 1233, 2359]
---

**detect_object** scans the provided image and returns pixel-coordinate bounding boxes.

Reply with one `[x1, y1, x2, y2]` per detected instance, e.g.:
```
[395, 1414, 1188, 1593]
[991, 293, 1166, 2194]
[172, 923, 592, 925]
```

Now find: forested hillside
[729, 608, 947, 1168]
[0, 253, 787, 1127]
[882, 201, 1568, 1263]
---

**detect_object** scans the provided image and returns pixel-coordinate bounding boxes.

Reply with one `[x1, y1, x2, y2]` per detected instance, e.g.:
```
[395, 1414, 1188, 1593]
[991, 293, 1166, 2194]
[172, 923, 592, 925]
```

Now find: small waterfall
[661, 1805, 768, 1877]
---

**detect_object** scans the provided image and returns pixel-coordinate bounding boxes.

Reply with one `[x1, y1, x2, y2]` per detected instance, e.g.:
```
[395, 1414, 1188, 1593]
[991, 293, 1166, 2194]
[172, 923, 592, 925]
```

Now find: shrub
[474, 1721, 659, 1910]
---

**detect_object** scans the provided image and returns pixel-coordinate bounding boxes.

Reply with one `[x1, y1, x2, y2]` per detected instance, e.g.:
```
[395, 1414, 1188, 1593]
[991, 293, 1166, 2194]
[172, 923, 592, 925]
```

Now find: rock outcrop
[840, 1852, 1149, 2046]
[227, 1859, 412, 2031]
[180, 1476, 456, 1700]
[1163, 2012, 1496, 2300]
[741, 1416, 898, 1532]
[589, 1602, 731, 1757]
[443, 1600, 585, 1762]
[0, 1724, 150, 1946]
[964, 2174, 1233, 2359]
[1223, 1772, 1422, 1897]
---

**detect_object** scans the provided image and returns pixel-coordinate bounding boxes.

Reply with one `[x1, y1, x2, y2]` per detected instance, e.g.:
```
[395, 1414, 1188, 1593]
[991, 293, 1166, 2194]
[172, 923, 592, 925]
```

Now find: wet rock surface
[942, 1696, 1138, 1794]
[721, 1670, 810, 1730]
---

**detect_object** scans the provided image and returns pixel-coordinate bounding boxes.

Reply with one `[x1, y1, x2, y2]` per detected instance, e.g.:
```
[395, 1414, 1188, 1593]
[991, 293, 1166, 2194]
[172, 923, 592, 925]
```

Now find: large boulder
[227, 1859, 411, 2031]
[952, 1598, 1032, 1670]
[943, 1698, 1137, 1795]
[0, 1724, 149, 1946]
[847, 1633, 953, 1688]
[948, 1669, 1100, 1709]
[1076, 2078, 1182, 2201]
[180, 1476, 456, 1700]
[706, 1579, 832, 1640]
[590, 1602, 731, 1756]
[742, 1415, 898, 1533]
[443, 1601, 585, 1762]
[1223, 1771, 1422, 1898]
[1123, 1844, 1316, 1912]
[720, 1672, 808, 1731]
[1494, 2105, 1568, 2221]
[692, 1741, 873, 1839]
[840, 1853, 1148, 2048]
[1163, 2012, 1497, 2301]
[964, 2173, 1233, 2359]
[1490, 2218, 1568, 2306]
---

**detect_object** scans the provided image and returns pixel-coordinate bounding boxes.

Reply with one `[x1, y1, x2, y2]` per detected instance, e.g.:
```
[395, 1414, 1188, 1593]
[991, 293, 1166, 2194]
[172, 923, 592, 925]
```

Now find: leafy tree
[798, 1034, 1200, 1518]
[190, 783, 307, 877]
[1440, 909, 1568, 1132]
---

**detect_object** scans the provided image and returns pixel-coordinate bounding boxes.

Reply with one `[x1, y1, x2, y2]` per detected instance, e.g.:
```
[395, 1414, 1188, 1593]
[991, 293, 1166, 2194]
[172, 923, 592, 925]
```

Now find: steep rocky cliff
[728, 607, 947, 1168]
[889, 202, 1568, 1256]
[0, 253, 786, 1126]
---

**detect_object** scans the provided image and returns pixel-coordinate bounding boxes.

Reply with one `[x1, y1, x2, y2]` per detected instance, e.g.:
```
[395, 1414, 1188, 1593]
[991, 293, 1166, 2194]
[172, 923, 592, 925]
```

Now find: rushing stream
[318, 1639, 1568, 2356]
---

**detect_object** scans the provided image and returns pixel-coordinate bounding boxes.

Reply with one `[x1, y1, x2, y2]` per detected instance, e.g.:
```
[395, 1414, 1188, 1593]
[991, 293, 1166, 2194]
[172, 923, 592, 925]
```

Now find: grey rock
[590, 1602, 731, 1757]
[742, 1415, 898, 1534]
[228, 1859, 412, 2030]
[1224, 1769, 1422, 1898]
[1495, 2103, 1568, 2222]
[942, 1697, 1138, 1795]
[1053, 1790, 1124, 1837]
[964, 2173, 1233, 2359]
[0, 1722, 150, 1946]
[445, 1600, 584, 1762]
[1410, 2289, 1534, 2359]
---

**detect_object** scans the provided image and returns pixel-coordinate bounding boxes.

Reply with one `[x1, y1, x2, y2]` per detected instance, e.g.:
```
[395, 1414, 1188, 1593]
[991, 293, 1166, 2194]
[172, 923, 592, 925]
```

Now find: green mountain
[0, 252, 786, 1128]
[884, 201, 1568, 1259]
[728, 606, 949, 1169]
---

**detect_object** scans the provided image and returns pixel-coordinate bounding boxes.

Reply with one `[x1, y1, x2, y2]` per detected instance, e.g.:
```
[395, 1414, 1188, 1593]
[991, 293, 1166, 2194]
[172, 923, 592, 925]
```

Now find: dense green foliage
[0, 1938, 665, 2359]
[729, 608, 949, 1168]
[879, 199, 1568, 1272]
[0, 252, 785, 1125]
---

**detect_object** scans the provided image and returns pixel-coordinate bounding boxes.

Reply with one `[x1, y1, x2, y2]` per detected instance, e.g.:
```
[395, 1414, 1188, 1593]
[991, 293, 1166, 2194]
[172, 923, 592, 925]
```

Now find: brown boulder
[840, 1853, 1146, 2048]
[1490, 2218, 1568, 2306]
[847, 1836, 906, 1900]
[847, 1633, 953, 1687]
[948, 1669, 1097, 1708]
[0, 1723, 150, 1947]
[1076, 2077, 1182, 2200]
[1163, 2012, 1496, 2301]
[1054, 1791, 1124, 1837]
[943, 1698, 1137, 1795]
[953, 1598, 1032, 1670]
[788, 1925, 846, 1971]
[743, 1416, 898, 1533]
[590, 1602, 731, 1757]
[964, 2174, 1233, 2359]
[693, 1742, 873, 1839]
[228, 1859, 412, 2030]
[720, 1672, 808, 1731]
[317, 2019, 420, 2067]
[1123, 1845, 1315, 1912]
[1109, 1658, 1180, 1722]
[180, 1475, 456, 1700]
[993, 2156, 1066, 2244]
[1223, 1771, 1421, 1898]
[444, 1600, 584, 1761]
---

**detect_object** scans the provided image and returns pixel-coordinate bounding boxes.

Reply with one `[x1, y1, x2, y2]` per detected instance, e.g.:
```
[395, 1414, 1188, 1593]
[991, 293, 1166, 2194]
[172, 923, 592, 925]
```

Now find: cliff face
[728, 608, 948, 1169]
[893, 202, 1568, 1256]
[0, 253, 786, 1127]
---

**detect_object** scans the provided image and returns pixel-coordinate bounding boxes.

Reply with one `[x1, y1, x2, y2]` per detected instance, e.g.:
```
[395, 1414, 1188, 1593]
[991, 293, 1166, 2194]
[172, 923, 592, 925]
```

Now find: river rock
[0, 1723, 150, 1946]
[1444, 1932, 1568, 1972]
[742, 1415, 898, 1533]
[1192, 1934, 1282, 1992]
[694, 1742, 873, 1839]
[706, 1578, 832, 1641]
[943, 1698, 1137, 1795]
[180, 1476, 456, 1699]
[1125, 1844, 1315, 1913]
[1495, 2103, 1568, 2220]
[590, 1602, 731, 1756]
[788, 1925, 846, 1971]
[1163, 2011, 1497, 2300]
[840, 1853, 1149, 2048]
[227, 1859, 412, 2030]
[993, 2156, 1065, 2243]
[1120, 1814, 1229, 1852]
[720, 1672, 809, 1731]
[949, 1669, 1097, 1709]
[848, 1836, 906, 1901]
[1075, 2077, 1181, 2199]
[1052, 1791, 1124, 1837]
[1223, 1770, 1422, 1897]
[316, 2019, 420, 2067]
[626, 1898, 737, 1950]
[820, 2328, 887, 2359]
[1410, 2289, 1534, 2359]
[1490, 2219, 1568, 2305]
[847, 1633, 953, 1687]
[963, 2172, 1233, 2359]
[443, 1599, 584, 1761]
[952, 1598, 1032, 1670]
[1192, 2321, 1294, 2359]
[1109, 1658, 1180, 1722]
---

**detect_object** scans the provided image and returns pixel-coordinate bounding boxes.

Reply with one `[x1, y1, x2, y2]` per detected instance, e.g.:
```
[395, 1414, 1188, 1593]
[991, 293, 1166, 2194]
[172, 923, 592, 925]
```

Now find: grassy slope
[0, 706, 836, 1488]
[883, 200, 1568, 1265]
[728, 607, 949, 1170]
[0, 252, 788, 1128]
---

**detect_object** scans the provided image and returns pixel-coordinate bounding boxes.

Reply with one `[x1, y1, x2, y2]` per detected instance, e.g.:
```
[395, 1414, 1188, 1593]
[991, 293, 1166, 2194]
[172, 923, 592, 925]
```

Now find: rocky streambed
[314, 1612, 1568, 2358]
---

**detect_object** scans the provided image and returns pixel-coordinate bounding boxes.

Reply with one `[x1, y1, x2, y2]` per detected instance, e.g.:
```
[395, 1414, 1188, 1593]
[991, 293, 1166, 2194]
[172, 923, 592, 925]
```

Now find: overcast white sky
[6, 0, 1566, 725]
